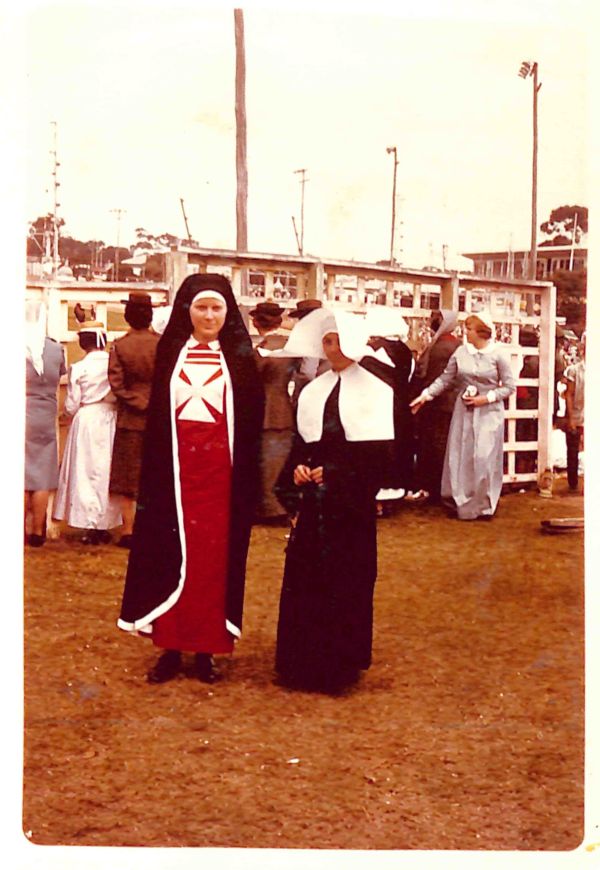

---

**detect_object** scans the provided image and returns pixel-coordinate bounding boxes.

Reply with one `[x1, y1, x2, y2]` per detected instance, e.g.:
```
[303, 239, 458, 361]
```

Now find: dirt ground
[23, 478, 584, 851]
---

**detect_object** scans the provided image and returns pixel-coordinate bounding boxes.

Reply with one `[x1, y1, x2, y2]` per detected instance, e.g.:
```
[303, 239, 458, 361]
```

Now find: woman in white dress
[410, 311, 515, 520]
[54, 321, 121, 542]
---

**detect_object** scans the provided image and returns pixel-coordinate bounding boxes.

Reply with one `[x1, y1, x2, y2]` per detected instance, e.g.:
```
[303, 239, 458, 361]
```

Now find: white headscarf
[270, 307, 377, 362]
[25, 300, 47, 376]
[191, 289, 228, 309]
[432, 309, 459, 346]
[468, 309, 495, 333]
[363, 307, 409, 342]
[279, 308, 394, 443]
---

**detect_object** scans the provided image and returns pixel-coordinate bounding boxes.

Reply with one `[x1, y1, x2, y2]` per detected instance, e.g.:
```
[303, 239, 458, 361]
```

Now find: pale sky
[21, 0, 590, 270]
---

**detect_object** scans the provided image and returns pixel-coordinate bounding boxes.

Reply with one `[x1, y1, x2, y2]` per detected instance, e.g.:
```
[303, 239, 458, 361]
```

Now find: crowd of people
[24, 277, 584, 694]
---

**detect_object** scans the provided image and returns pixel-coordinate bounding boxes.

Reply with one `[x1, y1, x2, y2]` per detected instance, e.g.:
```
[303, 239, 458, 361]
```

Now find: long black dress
[363, 338, 413, 491]
[274, 380, 393, 691]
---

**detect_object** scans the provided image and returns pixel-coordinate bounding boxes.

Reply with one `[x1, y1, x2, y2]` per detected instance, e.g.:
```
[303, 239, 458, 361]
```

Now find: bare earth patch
[23, 479, 584, 851]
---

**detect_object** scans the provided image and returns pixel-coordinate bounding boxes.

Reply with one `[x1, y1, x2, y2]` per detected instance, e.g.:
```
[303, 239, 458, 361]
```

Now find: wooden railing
[27, 246, 556, 484]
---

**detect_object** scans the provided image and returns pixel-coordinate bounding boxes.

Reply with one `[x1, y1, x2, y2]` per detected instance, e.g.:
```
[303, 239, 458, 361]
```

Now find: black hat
[249, 301, 285, 318]
[288, 298, 323, 319]
[120, 290, 155, 306]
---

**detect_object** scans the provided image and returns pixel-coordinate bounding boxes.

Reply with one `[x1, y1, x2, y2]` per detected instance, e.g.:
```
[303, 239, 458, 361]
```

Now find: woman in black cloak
[118, 274, 264, 684]
[273, 309, 396, 692]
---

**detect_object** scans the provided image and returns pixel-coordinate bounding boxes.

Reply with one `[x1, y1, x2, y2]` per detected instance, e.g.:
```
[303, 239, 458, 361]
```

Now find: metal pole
[386, 146, 398, 265]
[294, 169, 308, 256]
[530, 62, 539, 281]
[50, 121, 60, 279]
[180, 198, 192, 241]
[110, 208, 126, 282]
[291, 215, 301, 255]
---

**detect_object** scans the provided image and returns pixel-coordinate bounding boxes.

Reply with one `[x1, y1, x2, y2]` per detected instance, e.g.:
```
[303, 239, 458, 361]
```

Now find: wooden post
[537, 281, 556, 481]
[440, 274, 460, 310]
[94, 301, 108, 330]
[234, 9, 248, 294]
[296, 273, 306, 300]
[356, 277, 366, 305]
[264, 271, 274, 298]
[231, 268, 242, 297]
[325, 272, 335, 301]
[306, 262, 324, 300]
[412, 282, 422, 311]
[164, 251, 189, 301]
[385, 280, 395, 306]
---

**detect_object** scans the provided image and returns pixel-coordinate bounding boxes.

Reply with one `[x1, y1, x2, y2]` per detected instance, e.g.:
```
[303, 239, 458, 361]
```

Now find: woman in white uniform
[54, 321, 121, 542]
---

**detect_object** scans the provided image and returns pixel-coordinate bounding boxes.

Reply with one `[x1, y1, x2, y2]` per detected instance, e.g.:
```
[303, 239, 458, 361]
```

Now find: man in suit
[409, 309, 460, 503]
[250, 301, 300, 523]
[108, 291, 161, 547]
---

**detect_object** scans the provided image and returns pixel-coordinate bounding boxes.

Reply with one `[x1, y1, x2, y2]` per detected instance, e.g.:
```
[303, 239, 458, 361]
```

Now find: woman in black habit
[118, 274, 264, 684]
[273, 309, 396, 692]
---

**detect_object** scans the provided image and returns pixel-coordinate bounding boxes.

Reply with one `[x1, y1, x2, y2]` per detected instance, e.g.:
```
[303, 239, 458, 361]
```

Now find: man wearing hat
[287, 298, 323, 320]
[250, 301, 299, 523]
[108, 291, 161, 547]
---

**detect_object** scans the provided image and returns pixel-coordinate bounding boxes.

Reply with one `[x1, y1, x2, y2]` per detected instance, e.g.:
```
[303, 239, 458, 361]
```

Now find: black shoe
[81, 530, 101, 545]
[147, 650, 182, 684]
[27, 534, 45, 548]
[117, 534, 133, 549]
[192, 653, 221, 683]
[97, 530, 112, 544]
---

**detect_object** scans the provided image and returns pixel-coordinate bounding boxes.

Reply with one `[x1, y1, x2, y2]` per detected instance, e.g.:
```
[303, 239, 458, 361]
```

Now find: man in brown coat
[108, 291, 161, 546]
[250, 301, 300, 523]
[409, 309, 460, 503]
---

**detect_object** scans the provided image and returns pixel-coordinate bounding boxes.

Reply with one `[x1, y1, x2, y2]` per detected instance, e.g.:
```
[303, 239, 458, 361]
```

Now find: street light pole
[386, 146, 398, 266]
[294, 168, 308, 256]
[110, 208, 126, 282]
[519, 60, 541, 280]
[50, 121, 61, 279]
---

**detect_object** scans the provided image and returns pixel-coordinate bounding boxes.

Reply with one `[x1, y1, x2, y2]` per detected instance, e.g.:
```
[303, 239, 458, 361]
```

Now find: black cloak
[118, 274, 264, 638]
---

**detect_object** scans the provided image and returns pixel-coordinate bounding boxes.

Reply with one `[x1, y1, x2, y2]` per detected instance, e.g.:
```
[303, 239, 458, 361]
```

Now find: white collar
[465, 340, 495, 356]
[187, 336, 220, 350]
[296, 363, 394, 443]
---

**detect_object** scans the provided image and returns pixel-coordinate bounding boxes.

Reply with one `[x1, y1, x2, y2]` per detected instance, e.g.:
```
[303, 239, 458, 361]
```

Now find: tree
[551, 268, 586, 330]
[540, 205, 588, 246]
[27, 214, 65, 256]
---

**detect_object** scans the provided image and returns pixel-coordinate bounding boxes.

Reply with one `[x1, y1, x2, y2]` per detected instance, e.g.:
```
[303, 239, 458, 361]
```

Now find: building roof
[462, 245, 587, 259]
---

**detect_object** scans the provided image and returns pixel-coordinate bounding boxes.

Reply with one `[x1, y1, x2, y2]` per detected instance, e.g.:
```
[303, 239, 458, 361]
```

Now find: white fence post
[537, 283, 556, 479]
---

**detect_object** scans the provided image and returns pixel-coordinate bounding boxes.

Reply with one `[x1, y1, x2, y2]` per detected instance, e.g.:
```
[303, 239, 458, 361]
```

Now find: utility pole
[291, 215, 301, 255]
[519, 60, 541, 281]
[294, 168, 308, 256]
[110, 208, 126, 282]
[234, 9, 248, 293]
[180, 198, 192, 241]
[386, 146, 398, 266]
[50, 121, 61, 279]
